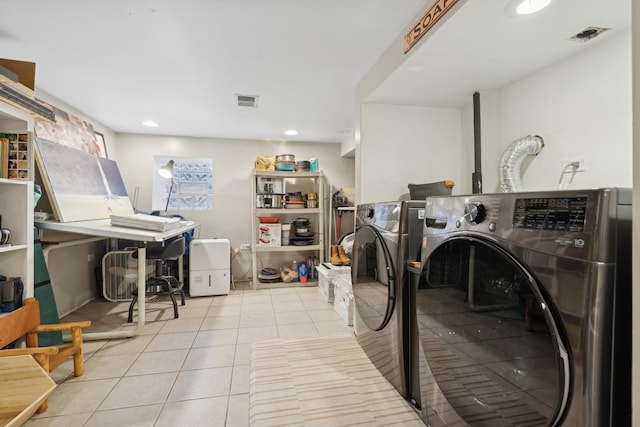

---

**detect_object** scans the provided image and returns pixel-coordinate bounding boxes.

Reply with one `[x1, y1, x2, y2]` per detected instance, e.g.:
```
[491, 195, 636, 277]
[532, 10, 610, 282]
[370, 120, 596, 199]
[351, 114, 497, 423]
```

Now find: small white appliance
[189, 239, 230, 297]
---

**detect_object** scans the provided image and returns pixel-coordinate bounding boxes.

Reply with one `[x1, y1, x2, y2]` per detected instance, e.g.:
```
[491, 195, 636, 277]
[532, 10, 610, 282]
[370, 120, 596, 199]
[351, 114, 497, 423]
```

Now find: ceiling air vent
[236, 94, 258, 108]
[570, 27, 610, 42]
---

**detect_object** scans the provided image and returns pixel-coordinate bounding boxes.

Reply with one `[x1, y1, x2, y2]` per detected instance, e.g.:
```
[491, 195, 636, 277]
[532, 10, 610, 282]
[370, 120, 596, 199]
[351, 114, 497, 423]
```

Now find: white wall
[114, 133, 355, 252]
[356, 30, 631, 202]
[359, 103, 465, 203]
[475, 30, 632, 193]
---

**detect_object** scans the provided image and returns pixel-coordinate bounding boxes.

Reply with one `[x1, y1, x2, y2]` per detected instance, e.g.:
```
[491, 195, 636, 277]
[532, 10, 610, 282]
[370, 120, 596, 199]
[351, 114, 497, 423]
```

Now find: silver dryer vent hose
[498, 135, 544, 192]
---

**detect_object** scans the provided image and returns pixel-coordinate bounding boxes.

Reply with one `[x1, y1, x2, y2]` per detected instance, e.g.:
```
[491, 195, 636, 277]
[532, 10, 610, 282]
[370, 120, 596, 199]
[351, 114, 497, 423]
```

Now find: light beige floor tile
[269, 287, 298, 294]
[167, 366, 233, 401]
[35, 378, 119, 416]
[236, 326, 279, 344]
[303, 299, 334, 311]
[242, 294, 272, 305]
[193, 328, 238, 347]
[211, 294, 243, 306]
[307, 308, 343, 322]
[49, 359, 74, 384]
[157, 317, 203, 333]
[83, 404, 162, 427]
[208, 304, 242, 316]
[29, 291, 359, 426]
[183, 345, 236, 370]
[125, 349, 189, 376]
[96, 334, 153, 356]
[234, 344, 251, 366]
[81, 340, 109, 356]
[25, 413, 91, 426]
[231, 365, 250, 395]
[227, 393, 249, 427]
[155, 396, 228, 427]
[275, 310, 313, 325]
[239, 312, 276, 327]
[315, 319, 355, 336]
[271, 288, 302, 304]
[240, 302, 275, 314]
[68, 353, 139, 381]
[99, 372, 177, 410]
[273, 301, 306, 312]
[174, 306, 209, 319]
[200, 314, 241, 330]
[184, 296, 215, 307]
[121, 320, 168, 335]
[277, 323, 319, 339]
[145, 331, 197, 351]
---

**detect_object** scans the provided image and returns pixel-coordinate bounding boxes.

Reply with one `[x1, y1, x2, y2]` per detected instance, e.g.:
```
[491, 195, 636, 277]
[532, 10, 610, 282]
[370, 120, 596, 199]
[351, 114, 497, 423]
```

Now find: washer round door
[417, 236, 570, 426]
[352, 224, 396, 331]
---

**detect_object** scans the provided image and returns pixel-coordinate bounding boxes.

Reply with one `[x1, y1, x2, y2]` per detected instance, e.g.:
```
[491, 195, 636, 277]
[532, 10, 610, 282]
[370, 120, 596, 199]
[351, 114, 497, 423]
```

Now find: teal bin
[33, 228, 63, 346]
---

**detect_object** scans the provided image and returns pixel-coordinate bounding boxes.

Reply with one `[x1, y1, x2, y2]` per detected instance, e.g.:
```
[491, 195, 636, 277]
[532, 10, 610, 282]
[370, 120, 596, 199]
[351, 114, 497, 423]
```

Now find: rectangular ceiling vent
[236, 94, 258, 108]
[569, 27, 610, 43]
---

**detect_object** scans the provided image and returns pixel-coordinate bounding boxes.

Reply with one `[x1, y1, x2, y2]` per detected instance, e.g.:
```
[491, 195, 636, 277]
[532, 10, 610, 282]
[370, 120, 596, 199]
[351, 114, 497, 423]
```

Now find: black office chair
[128, 237, 186, 322]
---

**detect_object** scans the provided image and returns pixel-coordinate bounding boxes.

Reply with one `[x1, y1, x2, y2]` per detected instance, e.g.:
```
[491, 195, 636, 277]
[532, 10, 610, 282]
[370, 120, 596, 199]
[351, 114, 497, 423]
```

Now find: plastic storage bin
[333, 274, 354, 325]
[316, 263, 351, 303]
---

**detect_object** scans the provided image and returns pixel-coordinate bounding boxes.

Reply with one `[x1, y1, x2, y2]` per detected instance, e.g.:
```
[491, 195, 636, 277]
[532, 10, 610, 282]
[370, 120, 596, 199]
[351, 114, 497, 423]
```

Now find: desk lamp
[158, 160, 174, 215]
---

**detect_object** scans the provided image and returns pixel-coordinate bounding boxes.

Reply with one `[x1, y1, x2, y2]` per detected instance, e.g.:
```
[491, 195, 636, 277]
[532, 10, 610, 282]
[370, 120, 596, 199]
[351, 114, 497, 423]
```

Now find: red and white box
[257, 223, 281, 246]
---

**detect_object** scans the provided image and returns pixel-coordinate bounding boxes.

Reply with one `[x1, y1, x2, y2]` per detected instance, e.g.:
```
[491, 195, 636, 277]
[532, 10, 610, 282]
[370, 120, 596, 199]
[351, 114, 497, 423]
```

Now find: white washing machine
[189, 239, 230, 296]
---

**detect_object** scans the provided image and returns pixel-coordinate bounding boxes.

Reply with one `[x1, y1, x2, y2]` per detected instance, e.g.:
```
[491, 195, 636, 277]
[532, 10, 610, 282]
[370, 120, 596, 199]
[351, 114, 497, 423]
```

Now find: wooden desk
[0, 355, 56, 426]
[34, 218, 199, 340]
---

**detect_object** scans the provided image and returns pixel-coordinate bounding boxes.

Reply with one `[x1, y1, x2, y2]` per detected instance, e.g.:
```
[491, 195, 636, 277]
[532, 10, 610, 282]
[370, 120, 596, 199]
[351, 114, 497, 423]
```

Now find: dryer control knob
[464, 202, 486, 224]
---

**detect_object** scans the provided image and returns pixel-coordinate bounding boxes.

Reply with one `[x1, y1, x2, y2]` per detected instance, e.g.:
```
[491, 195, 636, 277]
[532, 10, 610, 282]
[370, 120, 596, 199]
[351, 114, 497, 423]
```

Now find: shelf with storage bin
[251, 169, 325, 290]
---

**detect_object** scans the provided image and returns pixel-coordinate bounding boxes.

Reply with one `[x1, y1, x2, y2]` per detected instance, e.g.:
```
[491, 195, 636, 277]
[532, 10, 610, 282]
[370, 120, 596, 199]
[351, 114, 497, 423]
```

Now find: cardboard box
[257, 223, 281, 246]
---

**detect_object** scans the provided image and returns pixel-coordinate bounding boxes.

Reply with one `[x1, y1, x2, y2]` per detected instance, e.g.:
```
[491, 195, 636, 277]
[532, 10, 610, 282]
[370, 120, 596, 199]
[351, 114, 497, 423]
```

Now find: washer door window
[352, 225, 395, 331]
[418, 237, 570, 426]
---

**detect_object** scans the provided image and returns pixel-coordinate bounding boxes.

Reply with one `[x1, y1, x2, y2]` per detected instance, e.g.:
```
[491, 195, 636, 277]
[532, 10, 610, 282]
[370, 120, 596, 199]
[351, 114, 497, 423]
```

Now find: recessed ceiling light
[142, 120, 159, 128]
[504, 0, 552, 16]
[284, 129, 298, 136]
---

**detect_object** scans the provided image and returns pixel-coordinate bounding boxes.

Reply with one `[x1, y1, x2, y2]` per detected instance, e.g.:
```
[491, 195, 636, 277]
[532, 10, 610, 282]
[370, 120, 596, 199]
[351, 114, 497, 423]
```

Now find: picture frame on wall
[95, 131, 108, 158]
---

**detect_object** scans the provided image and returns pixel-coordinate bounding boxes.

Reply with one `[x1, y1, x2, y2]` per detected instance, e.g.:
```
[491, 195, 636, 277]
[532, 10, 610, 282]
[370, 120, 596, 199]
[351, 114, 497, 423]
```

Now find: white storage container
[316, 263, 350, 303]
[189, 239, 231, 297]
[333, 274, 354, 326]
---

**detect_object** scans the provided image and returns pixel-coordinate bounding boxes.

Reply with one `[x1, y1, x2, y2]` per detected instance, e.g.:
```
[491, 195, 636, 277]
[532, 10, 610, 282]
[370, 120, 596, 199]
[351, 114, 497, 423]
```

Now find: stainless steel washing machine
[352, 200, 424, 404]
[415, 188, 631, 427]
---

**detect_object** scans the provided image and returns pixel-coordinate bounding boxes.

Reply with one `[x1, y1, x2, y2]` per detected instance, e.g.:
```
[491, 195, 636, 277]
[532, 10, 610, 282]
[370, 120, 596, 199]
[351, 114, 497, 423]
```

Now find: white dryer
[189, 239, 230, 296]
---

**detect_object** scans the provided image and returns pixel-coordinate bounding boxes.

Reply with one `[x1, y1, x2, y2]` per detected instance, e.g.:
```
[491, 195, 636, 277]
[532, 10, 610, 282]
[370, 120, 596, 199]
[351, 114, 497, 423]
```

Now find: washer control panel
[512, 196, 587, 232]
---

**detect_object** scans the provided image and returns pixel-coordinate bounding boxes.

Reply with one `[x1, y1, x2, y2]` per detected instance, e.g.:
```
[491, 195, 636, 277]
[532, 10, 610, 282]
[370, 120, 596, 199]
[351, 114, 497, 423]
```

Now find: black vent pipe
[472, 91, 483, 194]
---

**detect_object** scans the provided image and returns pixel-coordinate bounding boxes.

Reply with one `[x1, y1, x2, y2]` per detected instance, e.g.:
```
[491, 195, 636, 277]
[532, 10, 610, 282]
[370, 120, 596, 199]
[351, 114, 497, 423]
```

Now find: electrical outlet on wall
[561, 158, 585, 171]
[240, 243, 251, 250]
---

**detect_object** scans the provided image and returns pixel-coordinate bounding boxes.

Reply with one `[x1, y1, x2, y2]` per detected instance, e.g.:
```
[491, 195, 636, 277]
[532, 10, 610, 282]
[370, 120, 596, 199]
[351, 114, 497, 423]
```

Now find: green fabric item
[33, 233, 63, 346]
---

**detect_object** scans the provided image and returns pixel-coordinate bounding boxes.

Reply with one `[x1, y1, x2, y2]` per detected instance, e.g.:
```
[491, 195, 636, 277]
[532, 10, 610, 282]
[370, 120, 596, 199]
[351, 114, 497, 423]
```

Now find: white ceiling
[1, 0, 430, 144]
[368, 0, 631, 107]
[1, 1, 631, 145]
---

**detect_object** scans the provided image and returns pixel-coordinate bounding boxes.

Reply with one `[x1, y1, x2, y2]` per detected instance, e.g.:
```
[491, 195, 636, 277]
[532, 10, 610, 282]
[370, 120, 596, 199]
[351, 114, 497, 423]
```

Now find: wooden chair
[0, 297, 91, 412]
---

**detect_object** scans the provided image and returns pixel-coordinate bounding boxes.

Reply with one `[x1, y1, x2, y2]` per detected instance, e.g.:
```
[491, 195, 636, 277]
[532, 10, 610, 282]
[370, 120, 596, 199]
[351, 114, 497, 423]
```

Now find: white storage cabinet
[189, 238, 231, 296]
[0, 101, 35, 298]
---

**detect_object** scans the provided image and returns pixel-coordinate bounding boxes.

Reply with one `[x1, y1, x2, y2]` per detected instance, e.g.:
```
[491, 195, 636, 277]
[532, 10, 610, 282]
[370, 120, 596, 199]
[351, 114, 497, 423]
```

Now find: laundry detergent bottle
[298, 261, 308, 283]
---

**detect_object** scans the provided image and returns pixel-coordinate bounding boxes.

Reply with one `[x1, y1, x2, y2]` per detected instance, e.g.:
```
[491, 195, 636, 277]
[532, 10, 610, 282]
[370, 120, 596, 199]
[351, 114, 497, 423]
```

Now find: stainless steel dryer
[352, 200, 424, 404]
[416, 188, 631, 427]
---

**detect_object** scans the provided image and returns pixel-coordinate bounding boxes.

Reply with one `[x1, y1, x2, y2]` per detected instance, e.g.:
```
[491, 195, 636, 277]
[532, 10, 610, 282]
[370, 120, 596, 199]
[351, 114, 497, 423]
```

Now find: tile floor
[26, 282, 353, 427]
